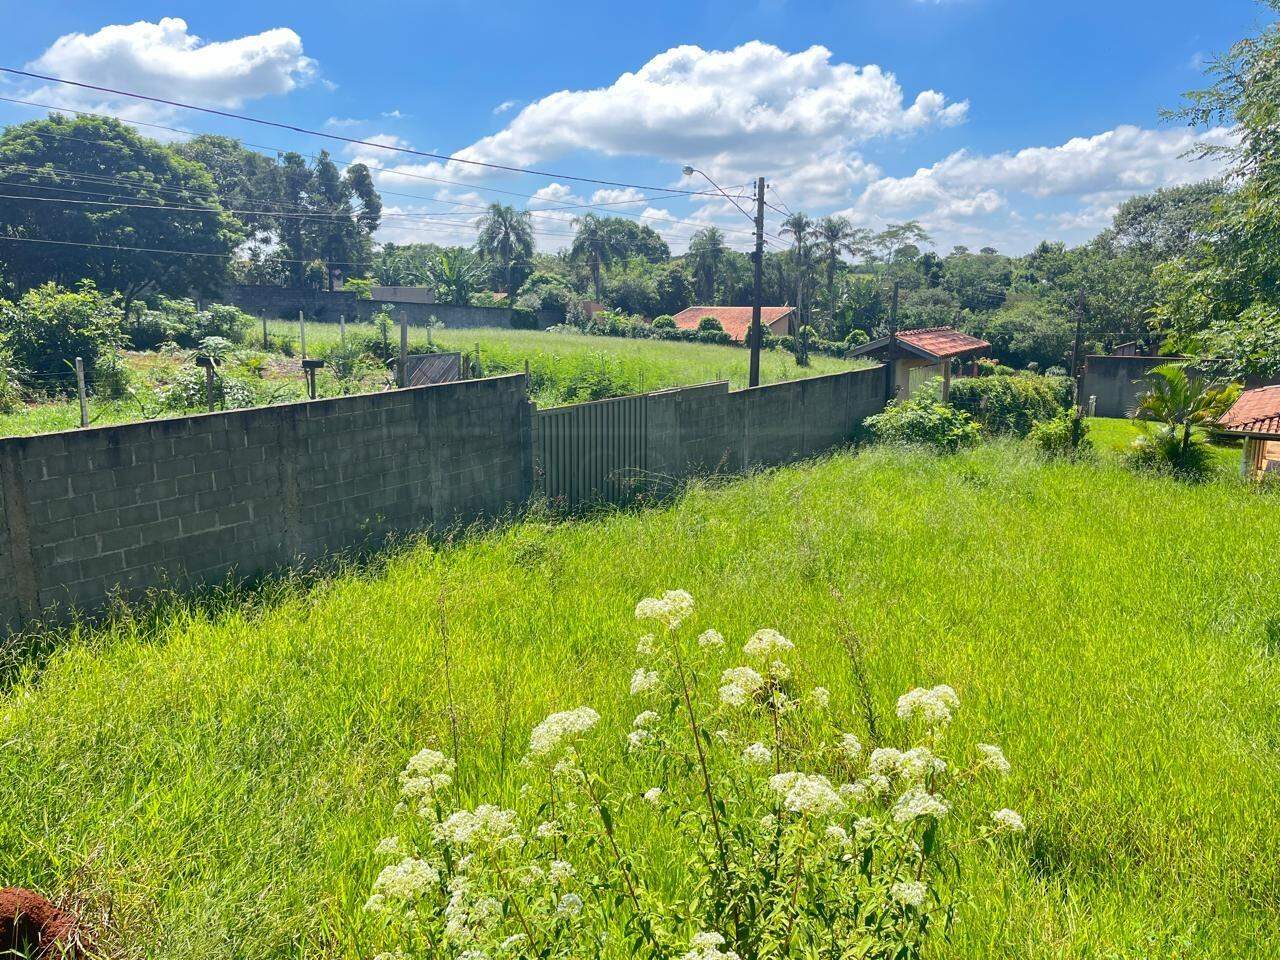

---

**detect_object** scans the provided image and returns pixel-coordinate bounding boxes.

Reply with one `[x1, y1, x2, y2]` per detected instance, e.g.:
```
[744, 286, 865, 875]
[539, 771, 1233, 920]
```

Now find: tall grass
[0, 443, 1277, 958]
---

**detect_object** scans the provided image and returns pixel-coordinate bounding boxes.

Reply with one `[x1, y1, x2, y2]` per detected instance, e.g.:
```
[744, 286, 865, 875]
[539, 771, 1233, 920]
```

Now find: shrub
[510, 307, 540, 330]
[865, 397, 981, 452]
[1124, 424, 1216, 480]
[694, 329, 732, 345]
[127, 299, 252, 348]
[948, 374, 1068, 437]
[697, 315, 724, 332]
[651, 315, 676, 330]
[363, 590, 1026, 960]
[1028, 411, 1092, 457]
[161, 364, 253, 411]
[0, 340, 25, 413]
[0, 282, 122, 391]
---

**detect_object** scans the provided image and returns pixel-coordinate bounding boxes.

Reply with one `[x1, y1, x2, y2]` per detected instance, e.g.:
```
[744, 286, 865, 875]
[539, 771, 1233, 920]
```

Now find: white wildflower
[535, 820, 559, 840]
[435, 805, 521, 849]
[718, 666, 765, 707]
[627, 729, 651, 750]
[682, 930, 741, 960]
[768, 660, 792, 681]
[770, 772, 846, 817]
[810, 686, 830, 709]
[636, 633, 657, 657]
[759, 813, 777, 831]
[890, 880, 928, 908]
[643, 787, 663, 805]
[635, 589, 695, 629]
[697, 628, 726, 649]
[825, 824, 850, 845]
[499, 934, 527, 952]
[557, 893, 584, 917]
[458, 951, 489, 960]
[364, 893, 387, 913]
[549, 859, 576, 883]
[867, 773, 892, 796]
[977, 743, 1012, 776]
[374, 836, 407, 859]
[372, 856, 439, 901]
[899, 747, 946, 783]
[867, 747, 903, 776]
[633, 710, 659, 728]
[991, 808, 1026, 833]
[895, 684, 960, 727]
[630, 668, 661, 696]
[741, 742, 772, 766]
[400, 747, 456, 800]
[743, 628, 794, 659]
[839, 781, 870, 803]
[837, 733, 863, 761]
[528, 706, 600, 757]
[892, 787, 951, 823]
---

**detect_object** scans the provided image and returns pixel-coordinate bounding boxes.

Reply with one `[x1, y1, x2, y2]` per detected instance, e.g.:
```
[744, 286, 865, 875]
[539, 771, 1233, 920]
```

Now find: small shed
[1216, 385, 1280, 479]
[847, 327, 991, 401]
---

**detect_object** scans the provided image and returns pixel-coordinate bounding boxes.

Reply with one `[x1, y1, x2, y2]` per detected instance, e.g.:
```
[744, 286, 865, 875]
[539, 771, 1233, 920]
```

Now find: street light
[681, 165, 766, 388]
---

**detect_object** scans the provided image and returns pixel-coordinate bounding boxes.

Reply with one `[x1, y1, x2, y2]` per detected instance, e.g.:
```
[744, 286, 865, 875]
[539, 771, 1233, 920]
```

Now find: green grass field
[1, 442, 1276, 958]
[267, 322, 863, 405]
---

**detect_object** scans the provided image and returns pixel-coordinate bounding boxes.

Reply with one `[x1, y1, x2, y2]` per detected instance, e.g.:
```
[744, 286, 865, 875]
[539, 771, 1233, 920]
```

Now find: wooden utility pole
[74, 357, 88, 427]
[748, 176, 765, 388]
[886, 281, 900, 401]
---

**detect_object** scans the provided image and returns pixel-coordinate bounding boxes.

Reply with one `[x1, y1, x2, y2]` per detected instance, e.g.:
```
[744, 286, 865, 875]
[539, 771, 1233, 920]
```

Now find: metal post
[262, 315, 269, 350]
[298, 310, 307, 360]
[339, 313, 347, 348]
[204, 363, 215, 412]
[749, 176, 765, 388]
[398, 310, 409, 387]
[74, 357, 88, 427]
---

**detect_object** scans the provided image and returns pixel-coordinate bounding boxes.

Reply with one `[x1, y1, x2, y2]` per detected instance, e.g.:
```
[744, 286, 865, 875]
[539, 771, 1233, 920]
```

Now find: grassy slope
[1, 444, 1278, 959]
[270, 323, 861, 404]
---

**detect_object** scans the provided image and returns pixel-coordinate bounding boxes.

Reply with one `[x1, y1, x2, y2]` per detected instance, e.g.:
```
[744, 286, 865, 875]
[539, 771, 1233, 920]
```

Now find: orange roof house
[671, 306, 795, 343]
[846, 326, 992, 401]
[1217, 385, 1280, 478]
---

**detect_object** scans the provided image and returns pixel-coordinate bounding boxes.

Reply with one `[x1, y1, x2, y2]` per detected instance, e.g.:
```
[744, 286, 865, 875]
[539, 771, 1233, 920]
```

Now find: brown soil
[0, 888, 83, 958]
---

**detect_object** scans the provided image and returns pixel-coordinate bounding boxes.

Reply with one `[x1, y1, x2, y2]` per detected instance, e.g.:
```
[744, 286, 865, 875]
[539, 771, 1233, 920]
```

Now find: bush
[363, 589, 1025, 960]
[865, 397, 981, 452]
[161, 364, 254, 411]
[1028, 411, 1092, 457]
[127, 298, 252, 349]
[0, 282, 122, 391]
[697, 315, 724, 332]
[694, 329, 732, 345]
[510, 307, 540, 330]
[1124, 424, 1216, 481]
[651, 315, 676, 330]
[948, 374, 1068, 436]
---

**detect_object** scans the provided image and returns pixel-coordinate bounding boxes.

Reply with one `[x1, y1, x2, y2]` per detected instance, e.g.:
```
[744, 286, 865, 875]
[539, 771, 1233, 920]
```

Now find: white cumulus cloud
[24, 17, 317, 120]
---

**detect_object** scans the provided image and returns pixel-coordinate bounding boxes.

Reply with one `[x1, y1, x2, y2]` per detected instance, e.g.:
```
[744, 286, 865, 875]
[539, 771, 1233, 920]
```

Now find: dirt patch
[0, 888, 85, 958]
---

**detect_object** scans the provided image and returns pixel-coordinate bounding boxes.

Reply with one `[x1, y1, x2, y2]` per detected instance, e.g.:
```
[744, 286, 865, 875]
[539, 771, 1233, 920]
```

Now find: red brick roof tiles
[671, 306, 795, 342]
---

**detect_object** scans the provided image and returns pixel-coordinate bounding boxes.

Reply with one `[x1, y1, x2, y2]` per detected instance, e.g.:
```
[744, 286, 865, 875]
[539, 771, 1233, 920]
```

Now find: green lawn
[268, 322, 864, 405]
[1, 442, 1277, 958]
[1087, 416, 1243, 473]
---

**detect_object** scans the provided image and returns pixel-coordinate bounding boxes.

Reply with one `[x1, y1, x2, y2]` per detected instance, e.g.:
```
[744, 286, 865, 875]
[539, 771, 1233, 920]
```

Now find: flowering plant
[364, 590, 1024, 959]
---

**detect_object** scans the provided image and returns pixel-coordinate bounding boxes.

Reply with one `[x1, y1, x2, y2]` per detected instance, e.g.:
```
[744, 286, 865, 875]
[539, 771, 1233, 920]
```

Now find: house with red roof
[846, 327, 992, 401]
[670, 306, 796, 343]
[1216, 384, 1280, 478]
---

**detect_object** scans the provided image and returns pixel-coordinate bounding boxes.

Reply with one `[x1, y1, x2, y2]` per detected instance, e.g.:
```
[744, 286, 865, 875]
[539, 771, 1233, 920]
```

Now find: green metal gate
[535, 393, 648, 508]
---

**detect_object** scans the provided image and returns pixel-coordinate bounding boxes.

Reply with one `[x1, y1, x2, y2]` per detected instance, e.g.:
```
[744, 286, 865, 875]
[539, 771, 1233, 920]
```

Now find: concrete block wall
[0, 375, 531, 630]
[1082, 355, 1269, 418]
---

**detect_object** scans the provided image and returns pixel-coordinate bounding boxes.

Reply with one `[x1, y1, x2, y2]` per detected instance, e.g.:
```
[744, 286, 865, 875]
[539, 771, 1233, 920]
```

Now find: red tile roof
[671, 306, 795, 342]
[1219, 385, 1280, 437]
[894, 327, 991, 359]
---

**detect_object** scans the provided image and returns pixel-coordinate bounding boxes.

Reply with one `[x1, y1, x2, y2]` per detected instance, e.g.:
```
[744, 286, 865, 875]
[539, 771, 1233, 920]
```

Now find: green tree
[431, 249, 483, 305]
[476, 203, 535, 294]
[814, 216, 870, 334]
[0, 281, 122, 388]
[1132, 362, 1239, 459]
[570, 214, 620, 302]
[0, 115, 243, 315]
[685, 227, 727, 303]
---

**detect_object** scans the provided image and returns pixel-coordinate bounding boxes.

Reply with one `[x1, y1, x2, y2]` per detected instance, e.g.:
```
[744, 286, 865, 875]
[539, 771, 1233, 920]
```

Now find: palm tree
[476, 203, 535, 295]
[431, 249, 483, 305]
[781, 213, 817, 362]
[814, 216, 871, 333]
[1132, 363, 1239, 457]
[686, 227, 727, 303]
[570, 214, 620, 302]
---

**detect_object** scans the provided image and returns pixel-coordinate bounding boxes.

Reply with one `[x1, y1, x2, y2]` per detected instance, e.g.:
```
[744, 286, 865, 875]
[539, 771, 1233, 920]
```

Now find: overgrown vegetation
[0, 444, 1275, 959]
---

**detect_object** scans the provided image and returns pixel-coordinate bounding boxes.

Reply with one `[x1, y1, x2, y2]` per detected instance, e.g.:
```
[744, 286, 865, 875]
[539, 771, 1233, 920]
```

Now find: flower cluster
[365, 590, 1028, 960]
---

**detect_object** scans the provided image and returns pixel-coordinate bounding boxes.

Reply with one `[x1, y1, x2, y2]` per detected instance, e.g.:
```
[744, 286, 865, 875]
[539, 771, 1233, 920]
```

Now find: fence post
[74, 357, 88, 427]
[398, 311, 409, 387]
[262, 315, 269, 350]
[339, 313, 347, 348]
[204, 363, 215, 412]
[298, 310, 307, 360]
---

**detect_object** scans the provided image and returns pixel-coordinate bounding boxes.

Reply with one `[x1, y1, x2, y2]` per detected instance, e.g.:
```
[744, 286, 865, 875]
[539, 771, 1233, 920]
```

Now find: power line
[0, 68, 735, 199]
[0, 99, 769, 241]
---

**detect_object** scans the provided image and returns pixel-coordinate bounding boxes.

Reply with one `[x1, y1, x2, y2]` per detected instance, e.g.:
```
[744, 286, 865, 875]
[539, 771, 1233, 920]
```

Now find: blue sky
[0, 1, 1266, 254]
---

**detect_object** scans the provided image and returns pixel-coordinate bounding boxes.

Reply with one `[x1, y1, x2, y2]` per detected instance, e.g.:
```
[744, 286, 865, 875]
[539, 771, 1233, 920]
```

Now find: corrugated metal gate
[404, 352, 463, 387]
[535, 393, 648, 508]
